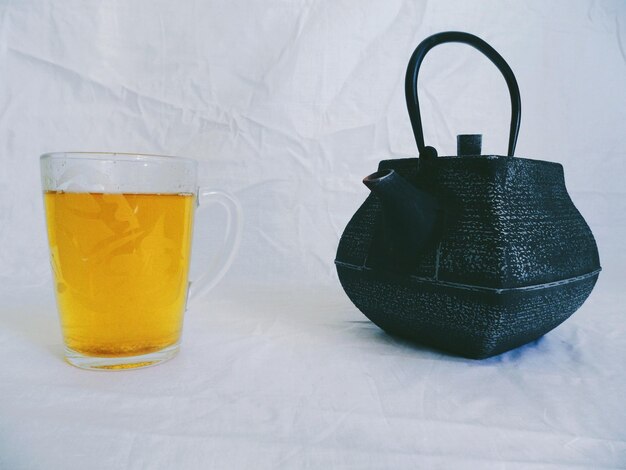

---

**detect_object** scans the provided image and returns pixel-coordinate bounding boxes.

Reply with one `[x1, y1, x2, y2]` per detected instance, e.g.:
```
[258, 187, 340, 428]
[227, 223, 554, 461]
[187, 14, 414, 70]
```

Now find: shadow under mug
[40, 152, 242, 370]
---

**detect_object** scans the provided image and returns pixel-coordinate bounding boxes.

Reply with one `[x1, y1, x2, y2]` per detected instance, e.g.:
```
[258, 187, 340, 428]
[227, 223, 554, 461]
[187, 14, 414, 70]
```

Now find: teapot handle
[405, 31, 521, 157]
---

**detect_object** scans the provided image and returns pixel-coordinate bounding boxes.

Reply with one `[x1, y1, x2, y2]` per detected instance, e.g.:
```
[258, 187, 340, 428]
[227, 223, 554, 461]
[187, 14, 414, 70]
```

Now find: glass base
[64, 342, 180, 371]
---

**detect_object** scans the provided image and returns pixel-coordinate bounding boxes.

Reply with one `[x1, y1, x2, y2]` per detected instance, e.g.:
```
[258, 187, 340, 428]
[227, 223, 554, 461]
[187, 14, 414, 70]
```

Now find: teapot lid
[405, 31, 521, 159]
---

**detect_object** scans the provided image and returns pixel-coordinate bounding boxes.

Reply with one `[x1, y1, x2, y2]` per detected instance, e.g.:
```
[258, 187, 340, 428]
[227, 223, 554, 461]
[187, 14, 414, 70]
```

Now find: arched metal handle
[405, 31, 521, 157]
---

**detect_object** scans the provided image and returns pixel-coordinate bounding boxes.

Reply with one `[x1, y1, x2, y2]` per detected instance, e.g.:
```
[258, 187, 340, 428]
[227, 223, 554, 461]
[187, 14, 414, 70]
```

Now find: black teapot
[335, 32, 601, 359]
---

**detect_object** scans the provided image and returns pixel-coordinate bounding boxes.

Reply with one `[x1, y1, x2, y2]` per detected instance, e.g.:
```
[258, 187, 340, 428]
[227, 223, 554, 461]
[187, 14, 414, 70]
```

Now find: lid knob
[457, 134, 482, 156]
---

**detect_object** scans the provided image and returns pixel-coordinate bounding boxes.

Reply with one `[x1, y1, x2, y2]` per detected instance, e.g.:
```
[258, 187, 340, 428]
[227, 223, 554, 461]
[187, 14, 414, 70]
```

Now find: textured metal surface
[337, 264, 599, 358]
[335, 156, 601, 358]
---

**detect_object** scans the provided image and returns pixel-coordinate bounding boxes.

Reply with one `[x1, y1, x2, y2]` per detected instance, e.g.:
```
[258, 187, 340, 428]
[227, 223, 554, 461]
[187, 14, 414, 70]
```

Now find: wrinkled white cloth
[1, 283, 626, 469]
[1, 0, 625, 468]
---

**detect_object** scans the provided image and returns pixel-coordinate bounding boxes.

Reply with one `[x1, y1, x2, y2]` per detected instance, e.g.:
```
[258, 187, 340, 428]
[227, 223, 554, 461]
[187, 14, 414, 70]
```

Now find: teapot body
[335, 156, 600, 358]
[336, 31, 601, 358]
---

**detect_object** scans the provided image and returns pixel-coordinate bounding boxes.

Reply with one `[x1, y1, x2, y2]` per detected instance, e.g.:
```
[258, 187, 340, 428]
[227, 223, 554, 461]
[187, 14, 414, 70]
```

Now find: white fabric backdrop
[1, 0, 625, 468]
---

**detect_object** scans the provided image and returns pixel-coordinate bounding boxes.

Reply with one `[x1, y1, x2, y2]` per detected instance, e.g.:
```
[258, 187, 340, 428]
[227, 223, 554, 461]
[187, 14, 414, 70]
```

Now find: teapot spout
[363, 169, 440, 269]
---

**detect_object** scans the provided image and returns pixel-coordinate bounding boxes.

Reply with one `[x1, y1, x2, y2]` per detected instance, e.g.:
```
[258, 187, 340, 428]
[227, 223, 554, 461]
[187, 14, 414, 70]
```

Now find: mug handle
[188, 189, 243, 301]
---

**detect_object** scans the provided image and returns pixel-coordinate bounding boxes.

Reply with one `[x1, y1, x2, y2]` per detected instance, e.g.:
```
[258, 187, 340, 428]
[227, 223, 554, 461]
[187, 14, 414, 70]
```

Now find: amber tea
[44, 192, 195, 361]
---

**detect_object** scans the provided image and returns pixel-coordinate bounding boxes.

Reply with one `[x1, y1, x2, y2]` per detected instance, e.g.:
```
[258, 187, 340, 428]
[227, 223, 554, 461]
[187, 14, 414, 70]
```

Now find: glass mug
[40, 152, 241, 370]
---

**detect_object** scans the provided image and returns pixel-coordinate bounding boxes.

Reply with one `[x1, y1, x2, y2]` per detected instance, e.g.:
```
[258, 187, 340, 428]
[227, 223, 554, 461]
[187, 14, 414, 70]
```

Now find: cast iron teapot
[335, 31, 601, 359]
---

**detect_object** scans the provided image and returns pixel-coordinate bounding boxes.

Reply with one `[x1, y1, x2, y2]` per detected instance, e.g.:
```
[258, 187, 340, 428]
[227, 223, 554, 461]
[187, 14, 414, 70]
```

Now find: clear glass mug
[40, 152, 242, 370]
